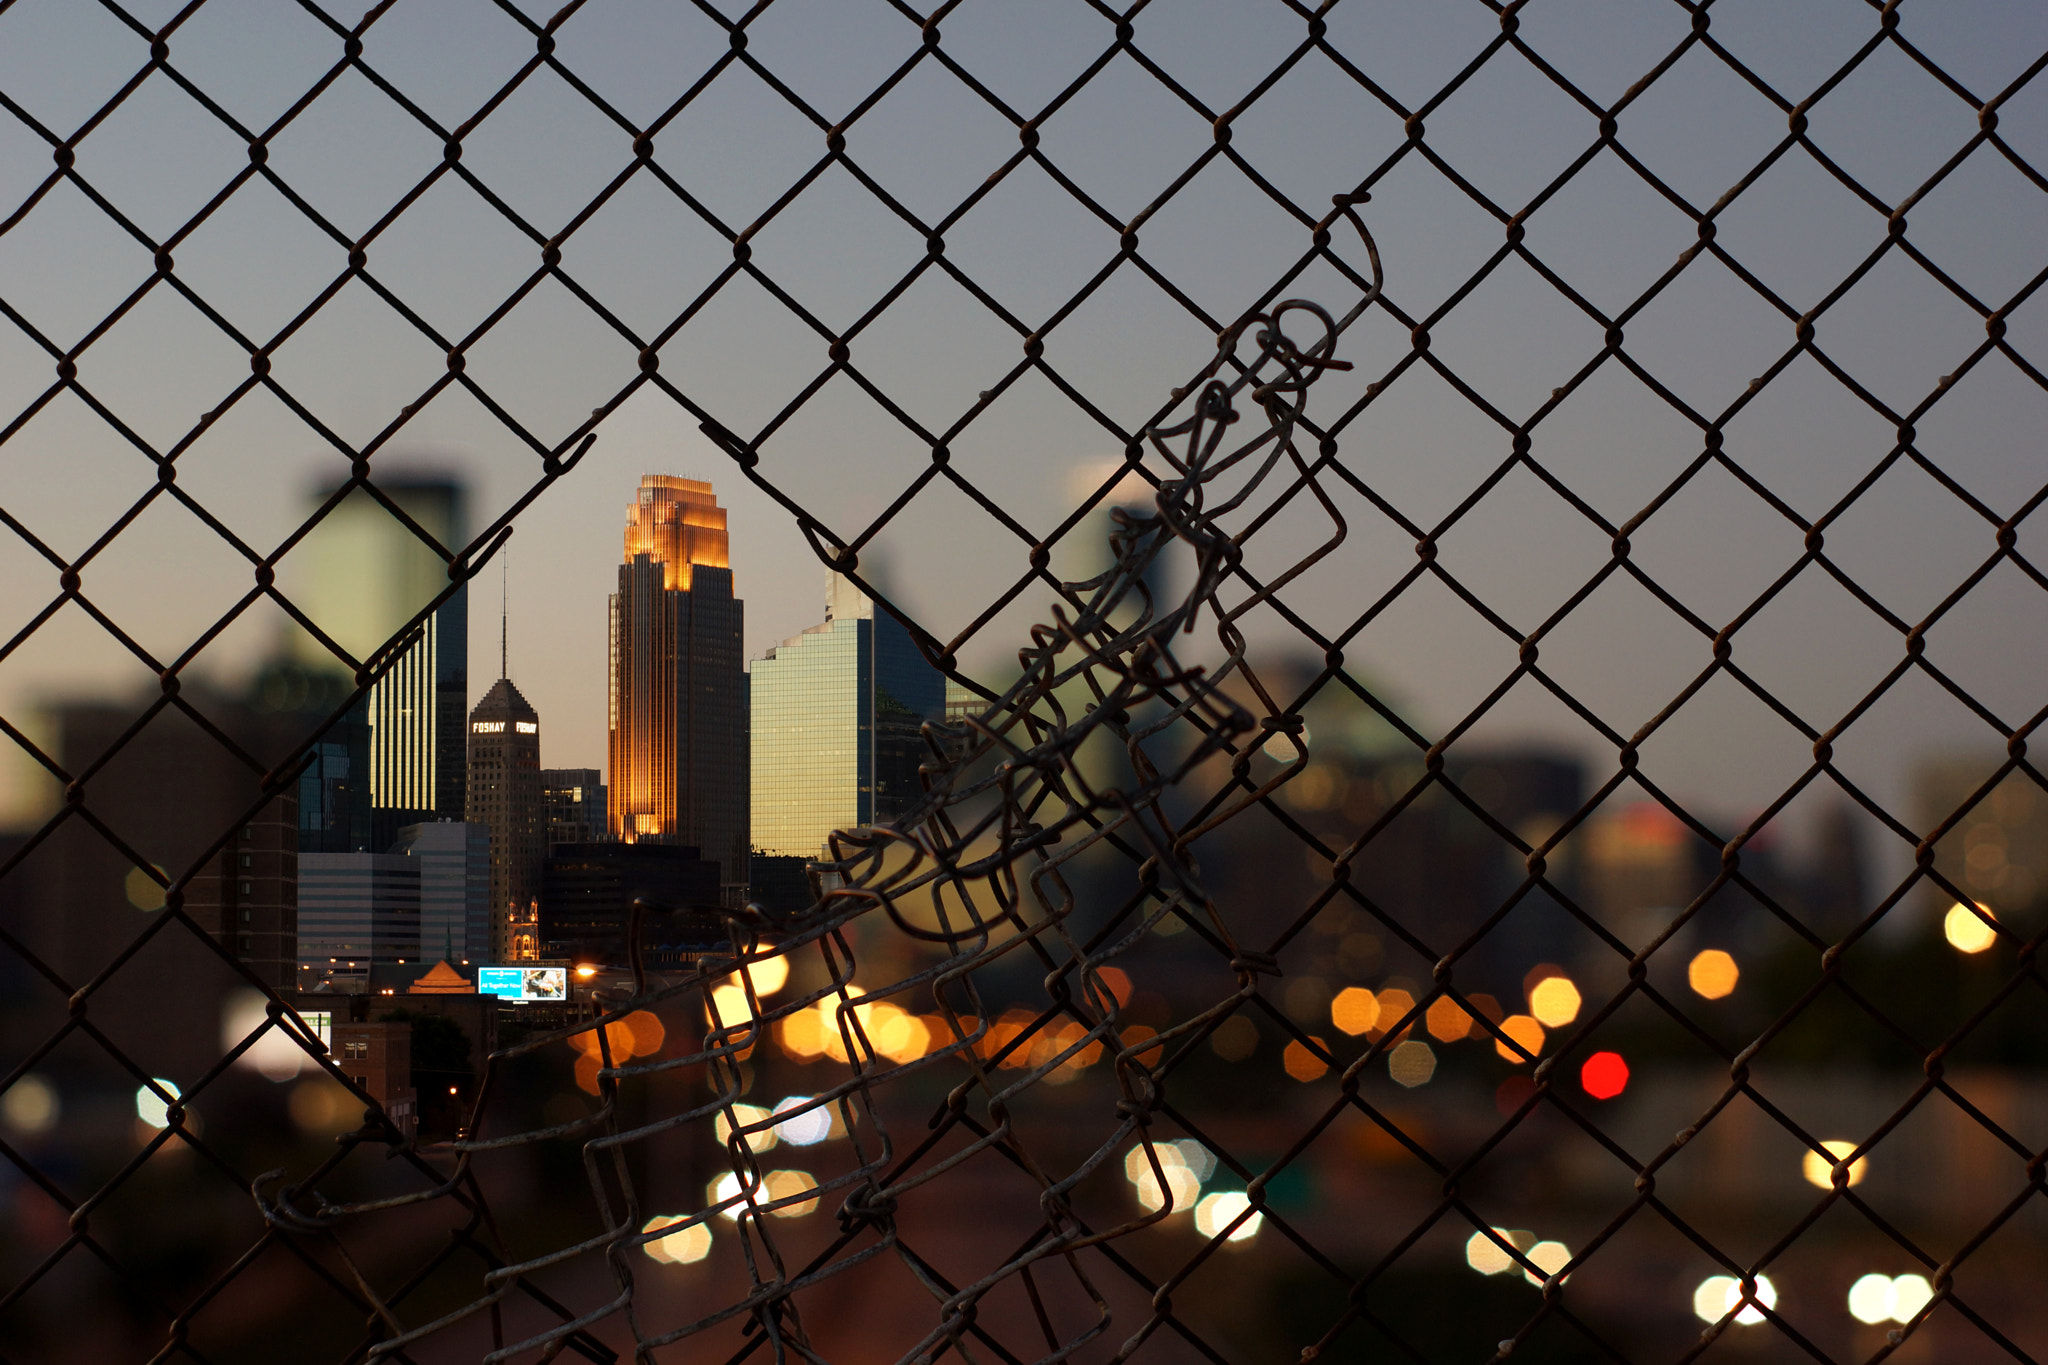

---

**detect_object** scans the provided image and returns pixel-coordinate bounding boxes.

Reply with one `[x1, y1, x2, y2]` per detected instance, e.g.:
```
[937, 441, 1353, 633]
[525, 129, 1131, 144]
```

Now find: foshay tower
[467, 569, 543, 961]
[608, 476, 748, 905]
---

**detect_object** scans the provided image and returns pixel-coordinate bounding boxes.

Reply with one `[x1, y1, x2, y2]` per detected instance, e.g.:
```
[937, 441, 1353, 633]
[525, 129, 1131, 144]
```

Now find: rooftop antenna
[500, 546, 509, 681]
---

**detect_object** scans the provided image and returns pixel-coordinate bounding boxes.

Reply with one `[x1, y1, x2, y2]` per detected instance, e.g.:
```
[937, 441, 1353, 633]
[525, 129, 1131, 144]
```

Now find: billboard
[477, 966, 569, 1003]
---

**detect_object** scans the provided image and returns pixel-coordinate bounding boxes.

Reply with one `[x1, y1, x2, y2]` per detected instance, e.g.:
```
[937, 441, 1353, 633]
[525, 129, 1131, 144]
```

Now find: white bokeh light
[1193, 1191, 1260, 1242]
[1694, 1274, 1776, 1325]
[771, 1094, 832, 1147]
[135, 1079, 181, 1130]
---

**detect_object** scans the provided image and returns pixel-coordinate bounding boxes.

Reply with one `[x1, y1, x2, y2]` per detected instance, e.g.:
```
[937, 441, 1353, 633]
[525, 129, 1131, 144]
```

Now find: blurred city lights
[1801, 1139, 1868, 1189]
[1847, 1273, 1933, 1326]
[1522, 1240, 1571, 1287]
[1944, 901, 1997, 954]
[1173, 1139, 1219, 1183]
[707, 1171, 750, 1219]
[1687, 950, 1739, 1000]
[1388, 1040, 1436, 1087]
[1124, 1144, 1201, 1213]
[0, 1075, 59, 1136]
[135, 1079, 180, 1129]
[1193, 1191, 1261, 1242]
[1425, 996, 1471, 1042]
[1527, 976, 1581, 1028]
[709, 983, 752, 1024]
[776, 996, 935, 1066]
[1890, 1274, 1934, 1322]
[1495, 1015, 1545, 1063]
[221, 989, 312, 1082]
[1580, 1051, 1629, 1100]
[642, 1214, 712, 1265]
[713, 1102, 778, 1154]
[1464, 1228, 1530, 1276]
[1330, 987, 1380, 1036]
[737, 955, 790, 996]
[1283, 1038, 1329, 1082]
[1373, 988, 1417, 1037]
[1694, 1274, 1777, 1325]
[771, 1094, 833, 1146]
[762, 1169, 820, 1217]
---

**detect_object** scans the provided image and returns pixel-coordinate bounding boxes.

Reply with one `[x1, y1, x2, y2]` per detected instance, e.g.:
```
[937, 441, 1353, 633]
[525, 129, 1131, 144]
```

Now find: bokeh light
[1388, 1040, 1436, 1087]
[123, 864, 167, 911]
[709, 982, 752, 1023]
[714, 1102, 778, 1153]
[1580, 1051, 1629, 1100]
[642, 1214, 712, 1265]
[771, 1094, 833, 1146]
[1425, 996, 1471, 1042]
[1374, 988, 1417, 1037]
[1193, 1191, 1261, 1242]
[1889, 1274, 1933, 1322]
[1688, 950, 1739, 1000]
[1944, 901, 1997, 954]
[707, 1171, 750, 1219]
[0, 1075, 59, 1136]
[1495, 1015, 1545, 1063]
[1124, 1144, 1201, 1213]
[1465, 1228, 1530, 1276]
[1528, 976, 1581, 1028]
[1330, 987, 1380, 1036]
[1801, 1139, 1868, 1190]
[1522, 1240, 1571, 1287]
[763, 1169, 819, 1217]
[1283, 1038, 1329, 1082]
[134, 1079, 180, 1129]
[1694, 1274, 1777, 1325]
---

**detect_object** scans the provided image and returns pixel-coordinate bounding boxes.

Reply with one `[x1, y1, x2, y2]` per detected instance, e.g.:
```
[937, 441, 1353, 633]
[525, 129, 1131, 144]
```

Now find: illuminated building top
[623, 475, 729, 590]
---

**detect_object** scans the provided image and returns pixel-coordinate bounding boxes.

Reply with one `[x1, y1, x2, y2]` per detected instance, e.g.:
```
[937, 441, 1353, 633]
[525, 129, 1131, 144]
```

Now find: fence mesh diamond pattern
[2, 1, 2046, 1362]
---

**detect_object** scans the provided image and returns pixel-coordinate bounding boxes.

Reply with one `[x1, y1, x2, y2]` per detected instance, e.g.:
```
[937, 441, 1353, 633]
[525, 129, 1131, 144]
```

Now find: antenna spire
[500, 547, 509, 681]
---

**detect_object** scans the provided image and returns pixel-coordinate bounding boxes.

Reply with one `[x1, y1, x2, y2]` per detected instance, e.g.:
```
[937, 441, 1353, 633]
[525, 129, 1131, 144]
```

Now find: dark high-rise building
[540, 842, 724, 968]
[467, 678, 542, 960]
[391, 821, 491, 966]
[187, 795, 300, 991]
[608, 476, 748, 905]
[750, 573, 946, 859]
[542, 768, 607, 847]
[2, 688, 308, 1080]
[289, 476, 469, 850]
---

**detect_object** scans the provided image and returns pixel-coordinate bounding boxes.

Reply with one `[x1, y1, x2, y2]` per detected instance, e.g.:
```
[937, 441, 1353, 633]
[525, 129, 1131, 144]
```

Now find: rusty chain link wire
[2, 0, 2046, 1362]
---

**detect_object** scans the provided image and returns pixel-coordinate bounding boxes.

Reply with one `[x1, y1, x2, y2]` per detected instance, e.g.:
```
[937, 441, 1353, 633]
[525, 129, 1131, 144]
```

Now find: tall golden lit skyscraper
[608, 476, 748, 904]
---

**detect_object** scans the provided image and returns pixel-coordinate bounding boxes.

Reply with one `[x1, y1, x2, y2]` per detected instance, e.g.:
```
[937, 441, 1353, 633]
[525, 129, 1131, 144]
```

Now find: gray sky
[2, 0, 2044, 863]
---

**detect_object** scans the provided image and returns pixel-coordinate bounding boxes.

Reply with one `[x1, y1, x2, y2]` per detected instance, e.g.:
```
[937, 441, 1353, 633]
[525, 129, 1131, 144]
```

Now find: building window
[239, 881, 253, 896]
[239, 908, 251, 923]
[238, 853, 251, 869]
[242, 826, 254, 841]
[238, 935, 252, 952]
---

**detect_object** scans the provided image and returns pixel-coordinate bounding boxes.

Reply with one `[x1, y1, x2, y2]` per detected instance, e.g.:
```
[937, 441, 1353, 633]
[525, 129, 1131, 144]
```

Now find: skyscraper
[542, 769, 607, 847]
[466, 678, 542, 959]
[291, 477, 469, 850]
[750, 573, 945, 860]
[608, 476, 748, 904]
[391, 821, 491, 966]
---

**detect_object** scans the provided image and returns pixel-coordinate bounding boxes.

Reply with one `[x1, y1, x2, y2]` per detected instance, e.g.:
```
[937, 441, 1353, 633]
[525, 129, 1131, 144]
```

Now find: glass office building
[750, 574, 945, 860]
[608, 476, 748, 905]
[297, 853, 421, 988]
[290, 477, 468, 850]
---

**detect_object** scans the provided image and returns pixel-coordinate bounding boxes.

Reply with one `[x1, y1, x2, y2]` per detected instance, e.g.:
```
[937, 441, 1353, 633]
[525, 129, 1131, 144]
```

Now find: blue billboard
[477, 966, 568, 1002]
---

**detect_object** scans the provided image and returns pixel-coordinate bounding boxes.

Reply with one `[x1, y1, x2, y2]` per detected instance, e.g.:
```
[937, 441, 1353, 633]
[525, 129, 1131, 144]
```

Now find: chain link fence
[2, 1, 2046, 1362]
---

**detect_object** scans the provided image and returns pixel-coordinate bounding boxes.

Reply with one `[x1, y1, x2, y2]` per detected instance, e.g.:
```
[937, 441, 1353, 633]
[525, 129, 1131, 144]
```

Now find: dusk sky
[2, 0, 2045, 878]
